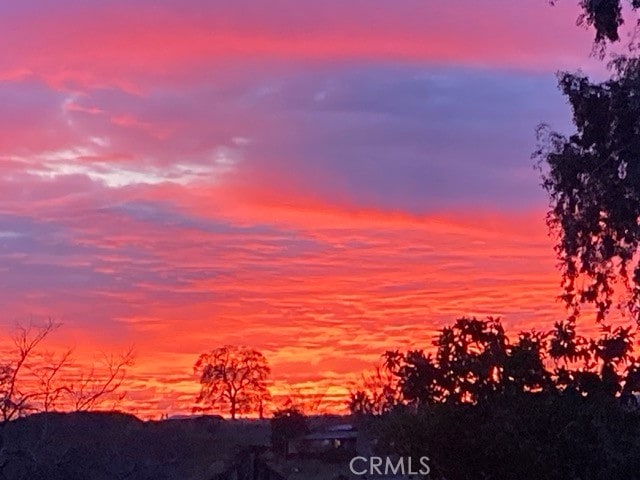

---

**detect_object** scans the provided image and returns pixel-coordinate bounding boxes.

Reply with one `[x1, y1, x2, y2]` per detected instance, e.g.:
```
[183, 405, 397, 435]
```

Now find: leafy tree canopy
[194, 345, 270, 419]
[359, 317, 640, 479]
[351, 317, 639, 413]
[536, 57, 640, 322]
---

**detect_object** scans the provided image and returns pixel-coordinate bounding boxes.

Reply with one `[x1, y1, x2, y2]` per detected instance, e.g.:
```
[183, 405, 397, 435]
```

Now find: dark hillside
[0, 412, 270, 480]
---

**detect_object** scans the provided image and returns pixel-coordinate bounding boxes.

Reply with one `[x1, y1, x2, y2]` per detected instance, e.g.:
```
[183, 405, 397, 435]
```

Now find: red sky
[0, 0, 621, 417]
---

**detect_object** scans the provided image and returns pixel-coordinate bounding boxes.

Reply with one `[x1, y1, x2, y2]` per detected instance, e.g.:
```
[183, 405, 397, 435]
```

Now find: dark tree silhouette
[353, 317, 640, 414]
[0, 319, 134, 422]
[578, 0, 626, 43]
[379, 318, 513, 406]
[382, 349, 442, 407]
[65, 348, 135, 412]
[503, 330, 552, 394]
[348, 365, 402, 416]
[194, 345, 270, 419]
[359, 317, 640, 479]
[551, 0, 640, 46]
[270, 407, 308, 457]
[535, 57, 640, 323]
[435, 317, 509, 403]
[277, 385, 328, 415]
[0, 319, 60, 422]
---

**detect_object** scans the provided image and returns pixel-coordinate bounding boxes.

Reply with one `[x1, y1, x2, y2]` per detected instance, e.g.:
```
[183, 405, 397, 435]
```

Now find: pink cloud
[1, 1, 598, 92]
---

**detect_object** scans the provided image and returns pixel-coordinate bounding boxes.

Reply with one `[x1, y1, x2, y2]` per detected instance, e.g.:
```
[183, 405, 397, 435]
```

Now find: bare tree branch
[66, 347, 135, 411]
[0, 318, 60, 422]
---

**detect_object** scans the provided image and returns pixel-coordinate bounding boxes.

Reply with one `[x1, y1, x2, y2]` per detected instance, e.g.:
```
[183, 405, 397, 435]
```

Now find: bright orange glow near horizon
[0, 192, 573, 417]
[0, 0, 623, 418]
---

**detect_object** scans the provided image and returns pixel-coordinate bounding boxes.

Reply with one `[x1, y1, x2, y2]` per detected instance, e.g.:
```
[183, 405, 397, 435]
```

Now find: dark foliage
[578, 0, 625, 43]
[535, 57, 640, 323]
[356, 317, 640, 479]
[373, 394, 640, 480]
[347, 366, 401, 417]
[553, 0, 640, 46]
[270, 408, 308, 457]
[366, 317, 637, 408]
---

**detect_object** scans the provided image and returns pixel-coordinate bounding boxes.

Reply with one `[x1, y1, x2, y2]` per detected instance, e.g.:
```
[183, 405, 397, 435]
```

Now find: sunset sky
[0, 1, 614, 417]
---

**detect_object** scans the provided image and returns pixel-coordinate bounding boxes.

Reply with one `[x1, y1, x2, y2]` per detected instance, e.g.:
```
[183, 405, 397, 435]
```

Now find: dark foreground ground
[0, 411, 272, 480]
[4, 396, 640, 480]
[0, 412, 362, 480]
